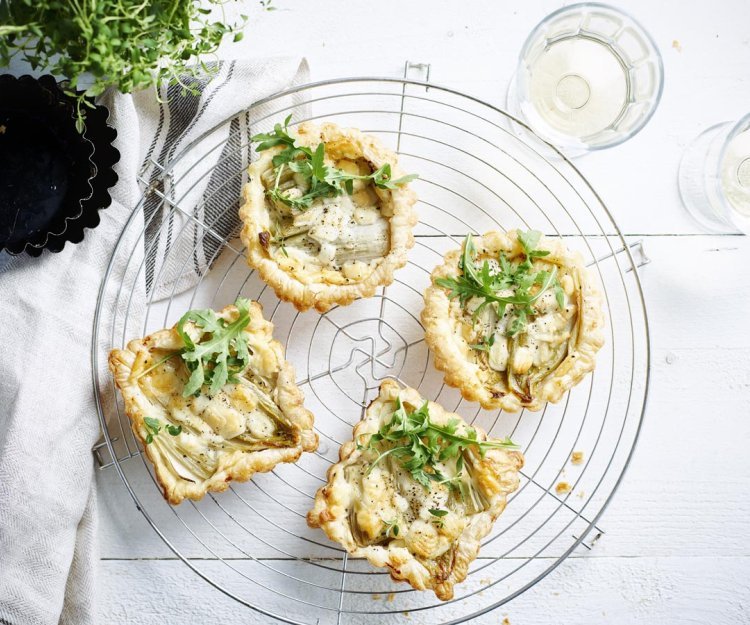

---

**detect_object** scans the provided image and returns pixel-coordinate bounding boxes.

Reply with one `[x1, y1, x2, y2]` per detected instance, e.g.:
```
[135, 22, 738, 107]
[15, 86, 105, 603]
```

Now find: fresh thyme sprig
[175, 297, 253, 398]
[359, 397, 517, 492]
[435, 232, 565, 338]
[143, 417, 182, 445]
[270, 221, 289, 257]
[251, 115, 418, 210]
[469, 333, 495, 353]
[428, 507, 448, 527]
[382, 518, 400, 538]
[0, 1, 247, 133]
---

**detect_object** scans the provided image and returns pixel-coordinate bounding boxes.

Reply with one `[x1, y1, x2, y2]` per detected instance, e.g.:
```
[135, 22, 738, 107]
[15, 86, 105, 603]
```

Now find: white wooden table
[97, 1, 750, 623]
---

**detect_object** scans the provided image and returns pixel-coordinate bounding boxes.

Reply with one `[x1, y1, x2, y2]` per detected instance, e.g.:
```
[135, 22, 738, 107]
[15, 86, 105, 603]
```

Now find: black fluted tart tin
[0, 74, 119, 256]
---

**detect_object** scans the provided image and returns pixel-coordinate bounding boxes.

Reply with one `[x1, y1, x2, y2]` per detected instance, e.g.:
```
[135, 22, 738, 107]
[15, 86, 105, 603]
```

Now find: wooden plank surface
[96, 0, 750, 623]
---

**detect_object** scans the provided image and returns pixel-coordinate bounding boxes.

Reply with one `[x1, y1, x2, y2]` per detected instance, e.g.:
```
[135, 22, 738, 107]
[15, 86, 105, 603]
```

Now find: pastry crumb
[672, 39, 682, 52]
[576, 490, 586, 499]
[371, 594, 381, 600]
[571, 450, 584, 465]
[386, 592, 395, 603]
[555, 481, 572, 495]
[502, 617, 511, 625]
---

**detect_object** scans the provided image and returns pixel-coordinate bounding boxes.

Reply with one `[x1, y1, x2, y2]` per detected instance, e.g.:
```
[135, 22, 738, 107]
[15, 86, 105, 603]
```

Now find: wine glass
[679, 113, 750, 234]
[506, 3, 664, 155]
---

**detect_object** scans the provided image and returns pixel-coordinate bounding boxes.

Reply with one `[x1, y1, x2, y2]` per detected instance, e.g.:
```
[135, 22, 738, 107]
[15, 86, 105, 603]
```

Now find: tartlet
[307, 380, 523, 600]
[239, 121, 418, 312]
[422, 230, 605, 412]
[109, 300, 317, 504]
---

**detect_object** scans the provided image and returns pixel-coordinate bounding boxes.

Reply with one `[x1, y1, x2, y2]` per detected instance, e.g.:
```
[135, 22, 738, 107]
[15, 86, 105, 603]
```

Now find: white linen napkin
[0, 57, 309, 625]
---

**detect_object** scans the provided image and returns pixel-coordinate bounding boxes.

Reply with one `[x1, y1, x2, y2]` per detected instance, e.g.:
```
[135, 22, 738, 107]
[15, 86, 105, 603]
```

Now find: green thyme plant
[0, 0, 247, 131]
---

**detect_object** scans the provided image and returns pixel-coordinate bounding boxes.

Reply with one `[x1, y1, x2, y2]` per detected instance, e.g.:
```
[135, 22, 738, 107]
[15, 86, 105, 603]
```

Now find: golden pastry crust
[239, 121, 418, 312]
[422, 230, 605, 411]
[307, 380, 523, 600]
[108, 302, 317, 505]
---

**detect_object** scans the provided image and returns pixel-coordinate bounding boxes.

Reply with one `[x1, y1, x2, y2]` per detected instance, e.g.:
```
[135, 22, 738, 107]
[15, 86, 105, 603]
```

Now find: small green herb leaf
[470, 333, 495, 352]
[143, 416, 162, 445]
[383, 518, 400, 537]
[429, 508, 448, 517]
[165, 424, 182, 436]
[144, 417, 161, 433]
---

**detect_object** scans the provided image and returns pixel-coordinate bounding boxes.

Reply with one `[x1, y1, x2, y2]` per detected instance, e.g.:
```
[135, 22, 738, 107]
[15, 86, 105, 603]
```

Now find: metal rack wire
[92, 75, 650, 625]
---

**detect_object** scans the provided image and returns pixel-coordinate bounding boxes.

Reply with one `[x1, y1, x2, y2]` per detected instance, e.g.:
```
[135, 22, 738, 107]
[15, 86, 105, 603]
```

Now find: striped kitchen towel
[0, 57, 309, 625]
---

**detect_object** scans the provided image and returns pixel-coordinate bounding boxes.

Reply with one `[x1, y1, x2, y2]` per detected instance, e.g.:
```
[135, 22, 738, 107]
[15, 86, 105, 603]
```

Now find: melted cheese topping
[307, 381, 524, 600]
[136, 354, 298, 484]
[265, 157, 391, 284]
[125, 306, 302, 486]
[422, 230, 605, 413]
[339, 400, 496, 560]
[109, 302, 318, 504]
[462, 256, 578, 384]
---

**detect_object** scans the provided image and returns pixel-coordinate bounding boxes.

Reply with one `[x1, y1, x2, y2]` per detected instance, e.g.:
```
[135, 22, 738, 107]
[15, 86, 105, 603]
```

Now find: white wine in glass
[679, 113, 750, 234]
[507, 3, 664, 155]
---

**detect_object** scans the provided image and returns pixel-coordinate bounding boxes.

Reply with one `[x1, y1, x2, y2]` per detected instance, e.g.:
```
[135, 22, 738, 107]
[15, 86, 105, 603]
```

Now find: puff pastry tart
[109, 298, 317, 504]
[239, 118, 418, 312]
[307, 380, 523, 600]
[422, 230, 605, 412]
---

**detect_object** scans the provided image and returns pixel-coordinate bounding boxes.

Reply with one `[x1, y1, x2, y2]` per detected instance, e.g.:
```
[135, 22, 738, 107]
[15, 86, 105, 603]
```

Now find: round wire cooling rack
[92, 77, 650, 625]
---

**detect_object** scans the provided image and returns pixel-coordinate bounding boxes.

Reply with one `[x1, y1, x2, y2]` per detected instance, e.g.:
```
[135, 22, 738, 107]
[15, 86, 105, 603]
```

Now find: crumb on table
[556, 481, 572, 495]
[571, 450, 584, 465]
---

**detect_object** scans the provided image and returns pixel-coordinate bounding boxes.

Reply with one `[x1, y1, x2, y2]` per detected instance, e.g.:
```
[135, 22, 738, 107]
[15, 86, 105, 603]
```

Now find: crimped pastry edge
[421, 230, 606, 411]
[108, 301, 317, 505]
[239, 121, 418, 313]
[306, 379, 523, 600]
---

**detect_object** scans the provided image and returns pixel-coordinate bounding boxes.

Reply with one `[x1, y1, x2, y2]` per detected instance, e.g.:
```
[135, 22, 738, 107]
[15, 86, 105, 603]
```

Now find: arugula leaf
[436, 231, 562, 338]
[133, 351, 180, 380]
[518, 230, 551, 258]
[252, 115, 418, 210]
[176, 297, 253, 398]
[362, 397, 517, 497]
[369, 163, 420, 190]
[311, 143, 328, 180]
[251, 114, 296, 151]
[555, 284, 566, 309]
